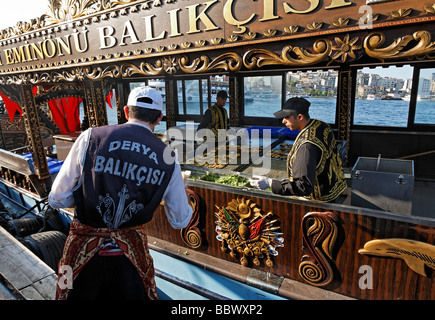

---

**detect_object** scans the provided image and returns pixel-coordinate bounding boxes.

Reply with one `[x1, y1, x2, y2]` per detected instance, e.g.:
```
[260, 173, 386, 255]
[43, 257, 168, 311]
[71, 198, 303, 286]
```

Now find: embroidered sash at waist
[55, 219, 158, 300]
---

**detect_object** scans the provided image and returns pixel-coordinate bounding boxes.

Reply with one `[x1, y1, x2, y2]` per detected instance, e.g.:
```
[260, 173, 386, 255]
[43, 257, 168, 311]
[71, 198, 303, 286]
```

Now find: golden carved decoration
[332, 17, 350, 27]
[424, 4, 435, 14]
[181, 42, 192, 49]
[121, 61, 164, 77]
[156, 46, 166, 53]
[360, 13, 380, 25]
[243, 39, 332, 69]
[226, 35, 239, 42]
[299, 212, 340, 287]
[210, 37, 223, 45]
[0, 0, 142, 38]
[283, 25, 299, 35]
[195, 40, 206, 47]
[215, 197, 283, 267]
[244, 32, 257, 40]
[263, 29, 277, 37]
[307, 22, 323, 31]
[227, 198, 262, 219]
[178, 52, 243, 74]
[390, 8, 412, 19]
[364, 30, 435, 62]
[162, 57, 178, 74]
[359, 239, 435, 277]
[331, 34, 362, 62]
[180, 189, 202, 249]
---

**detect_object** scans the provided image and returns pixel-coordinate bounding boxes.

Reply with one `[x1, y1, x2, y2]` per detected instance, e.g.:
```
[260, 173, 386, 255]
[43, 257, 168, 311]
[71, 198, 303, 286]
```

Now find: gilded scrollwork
[120, 61, 164, 77]
[178, 52, 243, 74]
[180, 189, 202, 249]
[45, 0, 141, 24]
[243, 39, 332, 70]
[299, 212, 341, 287]
[364, 30, 435, 62]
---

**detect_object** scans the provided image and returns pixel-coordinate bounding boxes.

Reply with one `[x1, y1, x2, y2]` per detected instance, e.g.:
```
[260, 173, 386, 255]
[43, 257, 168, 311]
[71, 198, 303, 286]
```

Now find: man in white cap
[49, 86, 192, 300]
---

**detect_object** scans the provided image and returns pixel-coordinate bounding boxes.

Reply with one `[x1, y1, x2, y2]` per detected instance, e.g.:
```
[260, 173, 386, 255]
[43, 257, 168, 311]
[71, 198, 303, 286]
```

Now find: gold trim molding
[364, 30, 435, 62]
[243, 39, 332, 69]
[0, 29, 434, 85]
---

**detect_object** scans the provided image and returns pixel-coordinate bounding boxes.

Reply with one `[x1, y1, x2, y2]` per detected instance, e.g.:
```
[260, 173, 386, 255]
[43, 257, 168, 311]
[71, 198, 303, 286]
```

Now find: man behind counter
[197, 90, 229, 136]
[249, 97, 347, 203]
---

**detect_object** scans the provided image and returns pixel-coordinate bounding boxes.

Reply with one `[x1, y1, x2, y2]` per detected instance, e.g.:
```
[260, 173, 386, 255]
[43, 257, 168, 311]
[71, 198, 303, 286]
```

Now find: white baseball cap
[127, 86, 163, 111]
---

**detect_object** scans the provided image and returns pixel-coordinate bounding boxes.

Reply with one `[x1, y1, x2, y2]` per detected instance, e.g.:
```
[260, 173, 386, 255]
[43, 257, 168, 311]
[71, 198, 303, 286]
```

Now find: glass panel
[286, 70, 338, 124]
[202, 79, 209, 111]
[354, 66, 412, 127]
[211, 75, 229, 114]
[184, 79, 201, 115]
[414, 68, 435, 125]
[130, 82, 145, 90]
[177, 80, 184, 115]
[244, 75, 282, 117]
[148, 78, 166, 114]
[106, 88, 118, 125]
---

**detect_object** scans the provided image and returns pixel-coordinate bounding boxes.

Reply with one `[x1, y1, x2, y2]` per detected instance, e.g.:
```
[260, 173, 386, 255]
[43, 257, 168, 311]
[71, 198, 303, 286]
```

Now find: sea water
[103, 97, 435, 130]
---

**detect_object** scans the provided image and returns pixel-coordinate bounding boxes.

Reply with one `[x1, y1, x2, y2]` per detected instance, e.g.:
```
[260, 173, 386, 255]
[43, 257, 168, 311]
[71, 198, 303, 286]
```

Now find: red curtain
[106, 89, 114, 109]
[0, 89, 23, 122]
[48, 97, 82, 134]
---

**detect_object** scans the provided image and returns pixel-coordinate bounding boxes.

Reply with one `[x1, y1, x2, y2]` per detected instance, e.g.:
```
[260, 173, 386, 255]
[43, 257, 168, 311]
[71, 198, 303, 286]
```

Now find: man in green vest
[197, 90, 229, 138]
[250, 97, 347, 203]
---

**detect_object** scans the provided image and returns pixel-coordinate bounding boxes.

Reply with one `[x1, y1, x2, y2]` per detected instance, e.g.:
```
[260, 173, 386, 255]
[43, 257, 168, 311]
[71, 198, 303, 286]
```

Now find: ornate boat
[0, 0, 434, 301]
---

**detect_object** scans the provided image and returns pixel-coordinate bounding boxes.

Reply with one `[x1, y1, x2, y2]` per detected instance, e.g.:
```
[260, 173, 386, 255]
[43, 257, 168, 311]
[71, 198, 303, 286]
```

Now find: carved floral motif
[331, 34, 362, 63]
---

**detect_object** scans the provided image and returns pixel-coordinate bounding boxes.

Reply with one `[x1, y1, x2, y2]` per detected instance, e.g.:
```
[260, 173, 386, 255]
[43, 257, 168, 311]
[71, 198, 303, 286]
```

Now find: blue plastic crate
[246, 126, 284, 138]
[278, 128, 300, 138]
[22, 153, 64, 175]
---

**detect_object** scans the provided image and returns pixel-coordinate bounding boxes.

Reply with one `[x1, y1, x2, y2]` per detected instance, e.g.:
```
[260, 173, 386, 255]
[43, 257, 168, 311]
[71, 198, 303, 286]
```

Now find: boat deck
[0, 225, 57, 300]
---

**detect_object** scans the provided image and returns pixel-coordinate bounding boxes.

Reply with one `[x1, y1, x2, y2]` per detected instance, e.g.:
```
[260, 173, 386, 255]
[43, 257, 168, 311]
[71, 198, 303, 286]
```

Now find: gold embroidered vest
[209, 104, 228, 136]
[287, 119, 347, 202]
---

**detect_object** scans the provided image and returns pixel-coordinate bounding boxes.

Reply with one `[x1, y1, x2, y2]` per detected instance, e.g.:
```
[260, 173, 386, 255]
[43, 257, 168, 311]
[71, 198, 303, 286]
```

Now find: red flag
[0, 89, 23, 122]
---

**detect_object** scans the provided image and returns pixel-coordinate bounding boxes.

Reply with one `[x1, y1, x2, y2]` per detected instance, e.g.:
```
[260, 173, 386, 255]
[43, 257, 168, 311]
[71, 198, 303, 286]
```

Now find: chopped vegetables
[197, 173, 249, 187]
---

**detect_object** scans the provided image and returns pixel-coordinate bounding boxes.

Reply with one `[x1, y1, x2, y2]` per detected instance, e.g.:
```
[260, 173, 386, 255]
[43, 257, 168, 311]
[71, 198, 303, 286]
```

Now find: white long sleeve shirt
[48, 122, 193, 230]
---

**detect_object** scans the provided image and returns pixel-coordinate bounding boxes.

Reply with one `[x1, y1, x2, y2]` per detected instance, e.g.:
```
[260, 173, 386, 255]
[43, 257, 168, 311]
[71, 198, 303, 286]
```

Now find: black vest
[287, 119, 347, 202]
[73, 123, 175, 229]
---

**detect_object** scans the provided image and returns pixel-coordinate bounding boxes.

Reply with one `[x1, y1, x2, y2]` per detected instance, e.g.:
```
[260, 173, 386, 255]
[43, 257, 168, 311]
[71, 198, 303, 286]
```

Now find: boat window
[130, 82, 146, 90]
[106, 88, 118, 125]
[286, 70, 337, 124]
[147, 79, 166, 114]
[176, 75, 229, 117]
[244, 75, 282, 117]
[414, 68, 435, 125]
[354, 66, 412, 127]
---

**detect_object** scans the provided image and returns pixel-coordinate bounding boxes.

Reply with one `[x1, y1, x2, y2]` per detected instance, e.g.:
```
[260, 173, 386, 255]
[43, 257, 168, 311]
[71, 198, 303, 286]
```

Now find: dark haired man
[197, 90, 229, 137]
[250, 97, 347, 203]
[49, 86, 192, 300]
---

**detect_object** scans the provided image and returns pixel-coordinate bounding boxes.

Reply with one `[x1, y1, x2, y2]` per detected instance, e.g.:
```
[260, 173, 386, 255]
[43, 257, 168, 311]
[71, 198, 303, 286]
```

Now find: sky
[0, 0, 49, 29]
